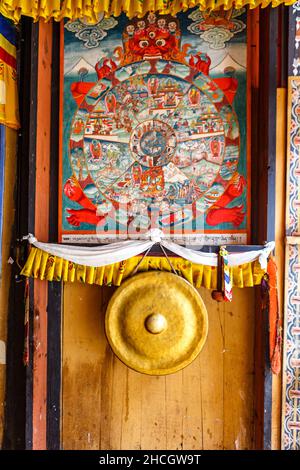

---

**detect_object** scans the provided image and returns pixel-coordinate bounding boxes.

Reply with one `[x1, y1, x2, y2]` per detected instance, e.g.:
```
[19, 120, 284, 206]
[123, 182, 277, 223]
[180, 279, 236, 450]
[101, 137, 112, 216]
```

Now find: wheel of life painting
[69, 59, 240, 231]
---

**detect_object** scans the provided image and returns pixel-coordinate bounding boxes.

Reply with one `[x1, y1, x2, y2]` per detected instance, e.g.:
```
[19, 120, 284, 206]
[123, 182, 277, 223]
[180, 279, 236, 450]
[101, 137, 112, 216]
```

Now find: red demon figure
[128, 24, 178, 61]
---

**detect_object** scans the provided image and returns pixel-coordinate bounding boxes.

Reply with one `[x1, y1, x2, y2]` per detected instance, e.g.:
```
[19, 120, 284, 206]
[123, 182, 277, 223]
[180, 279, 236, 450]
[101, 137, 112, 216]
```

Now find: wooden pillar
[31, 20, 53, 450]
[23, 18, 61, 450]
[251, 5, 282, 449]
[271, 88, 286, 450]
[46, 21, 62, 450]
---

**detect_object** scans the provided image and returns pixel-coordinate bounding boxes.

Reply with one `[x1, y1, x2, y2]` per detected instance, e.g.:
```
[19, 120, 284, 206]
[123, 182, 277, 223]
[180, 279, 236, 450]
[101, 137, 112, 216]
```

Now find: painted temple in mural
[61, 8, 249, 244]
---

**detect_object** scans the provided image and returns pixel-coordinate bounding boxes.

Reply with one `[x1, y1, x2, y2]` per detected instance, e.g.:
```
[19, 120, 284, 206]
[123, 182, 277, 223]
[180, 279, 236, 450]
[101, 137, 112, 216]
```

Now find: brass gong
[105, 272, 208, 375]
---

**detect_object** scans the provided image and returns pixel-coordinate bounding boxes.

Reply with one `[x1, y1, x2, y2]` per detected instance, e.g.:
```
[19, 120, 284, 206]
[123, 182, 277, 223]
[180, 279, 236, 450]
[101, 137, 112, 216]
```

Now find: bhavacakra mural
[60, 8, 249, 244]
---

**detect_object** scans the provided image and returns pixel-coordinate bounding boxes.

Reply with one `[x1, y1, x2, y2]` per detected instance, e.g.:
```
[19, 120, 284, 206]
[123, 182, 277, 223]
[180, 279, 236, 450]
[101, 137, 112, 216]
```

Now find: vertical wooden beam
[252, 6, 279, 450]
[266, 13, 278, 245]
[32, 20, 52, 450]
[272, 88, 286, 450]
[250, 6, 264, 450]
[263, 7, 278, 451]
[46, 21, 62, 450]
[247, 7, 259, 243]
[264, 7, 280, 450]
[270, 3, 288, 452]
[25, 20, 38, 451]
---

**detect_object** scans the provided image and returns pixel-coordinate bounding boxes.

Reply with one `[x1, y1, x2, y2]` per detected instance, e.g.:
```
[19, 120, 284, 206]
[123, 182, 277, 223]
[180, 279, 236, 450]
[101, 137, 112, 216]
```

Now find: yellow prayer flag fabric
[0, 0, 297, 24]
[21, 246, 266, 288]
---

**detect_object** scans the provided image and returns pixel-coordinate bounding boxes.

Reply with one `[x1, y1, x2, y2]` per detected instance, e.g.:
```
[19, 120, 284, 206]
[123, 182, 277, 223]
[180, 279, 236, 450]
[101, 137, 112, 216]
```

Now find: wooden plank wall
[62, 285, 255, 450]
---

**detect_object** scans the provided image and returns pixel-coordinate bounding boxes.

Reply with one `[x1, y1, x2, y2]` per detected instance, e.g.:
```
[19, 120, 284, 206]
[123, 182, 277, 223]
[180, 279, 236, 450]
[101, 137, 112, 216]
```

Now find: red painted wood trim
[247, 7, 259, 245]
[58, 21, 64, 243]
[32, 20, 53, 450]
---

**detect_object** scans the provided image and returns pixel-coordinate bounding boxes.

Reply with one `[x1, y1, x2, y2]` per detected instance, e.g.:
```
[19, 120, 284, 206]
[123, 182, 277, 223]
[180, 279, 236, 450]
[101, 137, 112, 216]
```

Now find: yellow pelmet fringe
[0, 0, 296, 23]
[21, 246, 266, 289]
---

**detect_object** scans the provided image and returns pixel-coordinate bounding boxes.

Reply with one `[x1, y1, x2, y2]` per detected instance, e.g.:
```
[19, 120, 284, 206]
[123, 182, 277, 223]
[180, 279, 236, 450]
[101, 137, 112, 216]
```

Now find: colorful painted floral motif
[283, 77, 300, 450]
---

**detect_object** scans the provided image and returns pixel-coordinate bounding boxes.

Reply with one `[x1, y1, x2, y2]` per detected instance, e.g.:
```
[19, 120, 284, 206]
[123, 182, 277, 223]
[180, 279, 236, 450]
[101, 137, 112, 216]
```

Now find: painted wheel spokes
[69, 57, 241, 219]
[85, 134, 130, 144]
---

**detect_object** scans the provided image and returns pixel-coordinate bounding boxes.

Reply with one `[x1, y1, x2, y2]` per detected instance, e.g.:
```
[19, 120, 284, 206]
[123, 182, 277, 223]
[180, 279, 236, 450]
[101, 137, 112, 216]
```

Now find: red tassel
[267, 258, 282, 375]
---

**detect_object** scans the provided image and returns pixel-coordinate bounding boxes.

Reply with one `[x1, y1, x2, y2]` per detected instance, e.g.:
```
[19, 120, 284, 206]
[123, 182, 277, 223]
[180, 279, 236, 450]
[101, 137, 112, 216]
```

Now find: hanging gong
[105, 272, 208, 375]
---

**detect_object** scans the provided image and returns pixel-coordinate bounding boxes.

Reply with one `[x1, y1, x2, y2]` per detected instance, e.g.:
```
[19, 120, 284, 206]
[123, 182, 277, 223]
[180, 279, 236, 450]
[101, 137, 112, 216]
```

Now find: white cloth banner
[163, 239, 275, 269]
[23, 231, 275, 270]
[24, 235, 154, 267]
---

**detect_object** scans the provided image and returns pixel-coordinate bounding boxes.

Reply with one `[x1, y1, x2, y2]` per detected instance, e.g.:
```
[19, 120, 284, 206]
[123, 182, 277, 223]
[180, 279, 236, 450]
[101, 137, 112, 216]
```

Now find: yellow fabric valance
[0, 0, 296, 23]
[21, 246, 266, 289]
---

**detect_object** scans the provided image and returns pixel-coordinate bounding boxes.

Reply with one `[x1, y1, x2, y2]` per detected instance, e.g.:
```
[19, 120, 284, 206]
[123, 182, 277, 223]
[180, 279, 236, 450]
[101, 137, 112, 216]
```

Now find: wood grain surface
[62, 284, 255, 450]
